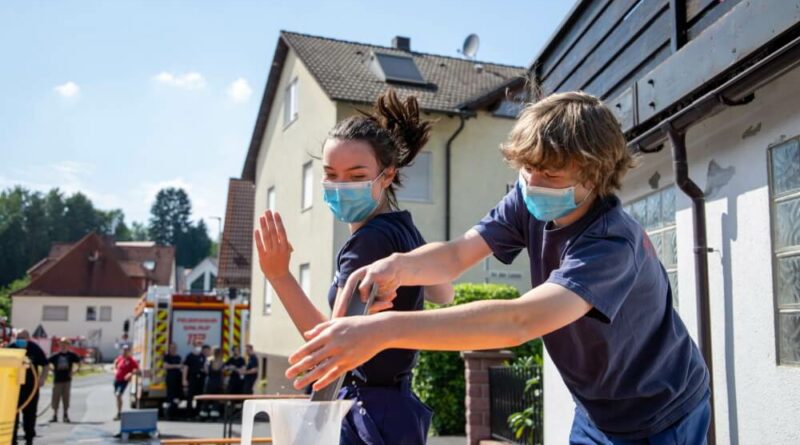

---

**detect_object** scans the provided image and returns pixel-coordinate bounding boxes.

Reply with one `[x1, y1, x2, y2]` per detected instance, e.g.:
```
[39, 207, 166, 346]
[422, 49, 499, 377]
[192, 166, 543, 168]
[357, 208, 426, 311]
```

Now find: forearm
[379, 299, 530, 351]
[379, 283, 592, 351]
[269, 274, 327, 334]
[396, 230, 491, 286]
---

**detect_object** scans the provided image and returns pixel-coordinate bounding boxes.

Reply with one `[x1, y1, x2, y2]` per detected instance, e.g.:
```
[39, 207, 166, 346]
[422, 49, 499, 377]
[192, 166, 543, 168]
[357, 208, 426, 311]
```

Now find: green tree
[147, 188, 211, 268]
[63, 192, 100, 241]
[0, 187, 28, 286]
[0, 186, 133, 288]
[44, 189, 67, 242]
[0, 276, 30, 318]
[129, 221, 149, 241]
[148, 188, 191, 245]
[176, 219, 212, 268]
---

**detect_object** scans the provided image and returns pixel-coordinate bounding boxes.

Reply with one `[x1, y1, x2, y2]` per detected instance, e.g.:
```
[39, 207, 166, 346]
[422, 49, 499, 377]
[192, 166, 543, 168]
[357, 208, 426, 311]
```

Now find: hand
[254, 210, 293, 282]
[285, 316, 386, 390]
[333, 255, 403, 318]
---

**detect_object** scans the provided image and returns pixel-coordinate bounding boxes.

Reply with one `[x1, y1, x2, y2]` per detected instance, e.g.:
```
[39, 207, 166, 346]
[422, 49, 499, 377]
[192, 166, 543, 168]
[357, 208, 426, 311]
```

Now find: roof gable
[15, 233, 143, 297]
[241, 31, 526, 181]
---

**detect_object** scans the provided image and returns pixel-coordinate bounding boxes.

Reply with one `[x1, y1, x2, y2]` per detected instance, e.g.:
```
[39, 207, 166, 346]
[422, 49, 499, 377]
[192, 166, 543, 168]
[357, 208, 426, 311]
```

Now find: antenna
[459, 33, 480, 60]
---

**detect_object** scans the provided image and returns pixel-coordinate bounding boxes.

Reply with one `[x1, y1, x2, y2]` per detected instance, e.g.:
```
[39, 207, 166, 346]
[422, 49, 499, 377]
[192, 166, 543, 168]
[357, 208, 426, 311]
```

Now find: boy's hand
[254, 210, 293, 281]
[333, 255, 402, 318]
[285, 315, 386, 390]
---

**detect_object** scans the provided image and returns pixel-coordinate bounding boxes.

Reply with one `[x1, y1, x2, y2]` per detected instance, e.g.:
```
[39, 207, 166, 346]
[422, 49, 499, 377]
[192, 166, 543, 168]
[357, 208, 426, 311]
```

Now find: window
[396, 152, 432, 202]
[299, 263, 311, 296]
[263, 186, 277, 315]
[42, 305, 68, 321]
[370, 52, 426, 85]
[86, 306, 97, 321]
[283, 78, 298, 127]
[302, 162, 314, 210]
[768, 138, 800, 365]
[100, 306, 112, 322]
[624, 186, 678, 308]
[267, 186, 276, 213]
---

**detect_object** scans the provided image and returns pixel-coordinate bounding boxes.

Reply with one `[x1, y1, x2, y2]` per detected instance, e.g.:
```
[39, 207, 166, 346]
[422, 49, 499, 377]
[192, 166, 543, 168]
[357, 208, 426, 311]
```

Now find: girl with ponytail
[254, 89, 453, 444]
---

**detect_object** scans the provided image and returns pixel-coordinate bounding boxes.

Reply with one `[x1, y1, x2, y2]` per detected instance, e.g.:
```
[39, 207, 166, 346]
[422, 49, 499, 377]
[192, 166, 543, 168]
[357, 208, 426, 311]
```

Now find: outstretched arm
[288, 282, 592, 390]
[334, 229, 492, 316]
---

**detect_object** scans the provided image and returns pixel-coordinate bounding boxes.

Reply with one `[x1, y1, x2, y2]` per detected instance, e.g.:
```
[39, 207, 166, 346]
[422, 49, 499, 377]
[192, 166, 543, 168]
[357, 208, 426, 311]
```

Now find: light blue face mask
[14, 339, 28, 348]
[518, 173, 590, 221]
[322, 172, 385, 223]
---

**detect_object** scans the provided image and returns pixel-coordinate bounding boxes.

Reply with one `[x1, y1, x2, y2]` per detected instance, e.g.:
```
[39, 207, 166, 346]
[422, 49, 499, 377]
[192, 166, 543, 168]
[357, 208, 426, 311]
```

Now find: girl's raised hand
[254, 210, 293, 281]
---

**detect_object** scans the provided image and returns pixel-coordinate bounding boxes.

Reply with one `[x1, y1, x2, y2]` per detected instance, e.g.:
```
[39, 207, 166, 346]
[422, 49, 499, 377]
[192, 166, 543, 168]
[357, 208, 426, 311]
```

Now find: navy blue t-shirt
[327, 210, 426, 386]
[473, 183, 709, 439]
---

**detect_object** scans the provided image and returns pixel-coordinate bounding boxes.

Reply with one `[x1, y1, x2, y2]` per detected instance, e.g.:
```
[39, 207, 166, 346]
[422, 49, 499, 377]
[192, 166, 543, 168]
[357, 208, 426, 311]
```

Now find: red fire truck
[130, 286, 249, 408]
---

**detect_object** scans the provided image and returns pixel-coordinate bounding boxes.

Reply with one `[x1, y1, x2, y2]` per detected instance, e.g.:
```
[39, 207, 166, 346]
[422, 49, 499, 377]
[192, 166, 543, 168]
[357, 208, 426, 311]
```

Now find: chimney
[392, 36, 411, 52]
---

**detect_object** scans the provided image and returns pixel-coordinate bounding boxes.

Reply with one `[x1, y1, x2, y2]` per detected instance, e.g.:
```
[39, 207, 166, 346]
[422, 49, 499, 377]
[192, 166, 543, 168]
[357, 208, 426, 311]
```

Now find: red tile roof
[14, 233, 175, 297]
[217, 178, 254, 289]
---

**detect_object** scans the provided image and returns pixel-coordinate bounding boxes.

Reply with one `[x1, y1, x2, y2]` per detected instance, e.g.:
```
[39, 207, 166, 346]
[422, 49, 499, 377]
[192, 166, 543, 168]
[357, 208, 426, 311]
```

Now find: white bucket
[240, 399, 354, 445]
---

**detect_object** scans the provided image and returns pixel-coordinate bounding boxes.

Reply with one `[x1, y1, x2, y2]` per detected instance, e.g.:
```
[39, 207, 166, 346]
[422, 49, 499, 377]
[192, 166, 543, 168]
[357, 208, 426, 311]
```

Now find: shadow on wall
[707, 157, 740, 445]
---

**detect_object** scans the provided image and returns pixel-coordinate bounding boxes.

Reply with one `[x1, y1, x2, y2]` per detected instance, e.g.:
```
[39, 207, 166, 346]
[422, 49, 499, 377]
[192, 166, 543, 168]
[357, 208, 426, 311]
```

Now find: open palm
[254, 210, 293, 281]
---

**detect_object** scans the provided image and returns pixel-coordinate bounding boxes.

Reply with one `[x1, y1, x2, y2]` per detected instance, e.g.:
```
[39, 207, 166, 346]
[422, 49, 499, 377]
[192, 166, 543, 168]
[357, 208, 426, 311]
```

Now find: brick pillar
[461, 350, 514, 445]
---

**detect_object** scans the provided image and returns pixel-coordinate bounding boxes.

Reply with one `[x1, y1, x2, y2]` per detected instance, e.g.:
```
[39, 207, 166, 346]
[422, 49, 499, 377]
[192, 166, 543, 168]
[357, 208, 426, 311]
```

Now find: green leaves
[413, 283, 542, 436]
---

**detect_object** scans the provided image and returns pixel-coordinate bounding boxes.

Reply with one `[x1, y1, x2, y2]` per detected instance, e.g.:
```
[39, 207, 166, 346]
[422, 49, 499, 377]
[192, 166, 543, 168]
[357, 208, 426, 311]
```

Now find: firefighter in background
[48, 337, 81, 423]
[182, 340, 208, 418]
[223, 346, 245, 394]
[241, 344, 259, 395]
[9, 329, 49, 445]
[200, 346, 225, 418]
[162, 342, 184, 419]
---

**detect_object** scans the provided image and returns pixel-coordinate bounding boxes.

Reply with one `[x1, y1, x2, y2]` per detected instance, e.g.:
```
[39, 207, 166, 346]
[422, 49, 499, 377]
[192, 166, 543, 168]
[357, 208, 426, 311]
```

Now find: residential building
[527, 1, 800, 443]
[241, 31, 531, 392]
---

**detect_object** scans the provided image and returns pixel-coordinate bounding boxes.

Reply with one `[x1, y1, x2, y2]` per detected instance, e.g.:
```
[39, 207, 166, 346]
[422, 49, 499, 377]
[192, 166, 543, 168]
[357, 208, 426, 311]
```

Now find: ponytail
[327, 89, 433, 208]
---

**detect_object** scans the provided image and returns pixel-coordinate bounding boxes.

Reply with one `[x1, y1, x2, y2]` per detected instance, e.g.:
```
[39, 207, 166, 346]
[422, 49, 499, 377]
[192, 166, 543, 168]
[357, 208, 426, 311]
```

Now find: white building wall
[10, 296, 138, 361]
[544, 66, 800, 444]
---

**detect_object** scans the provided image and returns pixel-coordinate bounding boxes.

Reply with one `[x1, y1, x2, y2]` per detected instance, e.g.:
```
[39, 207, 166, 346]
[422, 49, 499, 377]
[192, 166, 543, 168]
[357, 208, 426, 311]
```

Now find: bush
[412, 283, 542, 436]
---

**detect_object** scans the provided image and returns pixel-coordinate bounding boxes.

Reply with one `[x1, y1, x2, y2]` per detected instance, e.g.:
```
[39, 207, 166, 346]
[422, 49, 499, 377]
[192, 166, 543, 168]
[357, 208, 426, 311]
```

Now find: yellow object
[0, 349, 26, 443]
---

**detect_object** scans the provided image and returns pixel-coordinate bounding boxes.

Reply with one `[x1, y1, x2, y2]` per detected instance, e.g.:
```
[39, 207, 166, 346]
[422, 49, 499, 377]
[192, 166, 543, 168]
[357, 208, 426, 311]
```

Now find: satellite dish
[461, 34, 480, 60]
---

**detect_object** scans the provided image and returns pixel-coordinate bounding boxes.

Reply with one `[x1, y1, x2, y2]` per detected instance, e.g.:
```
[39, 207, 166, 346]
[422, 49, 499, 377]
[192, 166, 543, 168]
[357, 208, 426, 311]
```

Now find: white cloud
[54, 81, 80, 98]
[227, 78, 253, 103]
[153, 71, 207, 90]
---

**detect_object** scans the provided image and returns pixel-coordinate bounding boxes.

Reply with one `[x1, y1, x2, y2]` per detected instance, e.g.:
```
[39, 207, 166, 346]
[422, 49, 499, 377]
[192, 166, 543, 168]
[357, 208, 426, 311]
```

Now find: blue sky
[0, 1, 573, 238]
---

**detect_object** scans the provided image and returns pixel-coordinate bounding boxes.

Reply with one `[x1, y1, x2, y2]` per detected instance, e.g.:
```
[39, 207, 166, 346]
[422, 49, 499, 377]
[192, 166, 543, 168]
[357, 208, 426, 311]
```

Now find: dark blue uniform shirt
[473, 184, 709, 439]
[327, 210, 426, 386]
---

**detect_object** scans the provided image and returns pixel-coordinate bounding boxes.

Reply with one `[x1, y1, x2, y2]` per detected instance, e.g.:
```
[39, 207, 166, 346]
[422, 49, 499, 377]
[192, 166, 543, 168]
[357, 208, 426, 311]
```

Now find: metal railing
[488, 365, 543, 445]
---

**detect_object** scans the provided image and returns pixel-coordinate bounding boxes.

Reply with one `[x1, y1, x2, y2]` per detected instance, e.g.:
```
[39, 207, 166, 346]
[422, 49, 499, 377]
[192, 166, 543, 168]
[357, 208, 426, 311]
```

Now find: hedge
[412, 283, 542, 436]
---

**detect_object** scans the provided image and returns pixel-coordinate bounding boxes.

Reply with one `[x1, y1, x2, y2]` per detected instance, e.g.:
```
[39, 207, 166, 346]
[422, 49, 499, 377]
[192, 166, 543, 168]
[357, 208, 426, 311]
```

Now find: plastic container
[240, 399, 354, 445]
[0, 349, 27, 444]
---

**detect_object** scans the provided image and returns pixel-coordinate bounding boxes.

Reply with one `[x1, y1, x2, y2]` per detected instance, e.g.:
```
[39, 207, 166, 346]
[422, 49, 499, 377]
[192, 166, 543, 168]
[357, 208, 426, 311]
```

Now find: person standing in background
[8, 329, 49, 445]
[48, 338, 81, 423]
[163, 343, 184, 419]
[241, 344, 259, 395]
[113, 344, 140, 421]
[182, 340, 208, 418]
[223, 346, 245, 394]
[200, 347, 225, 417]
